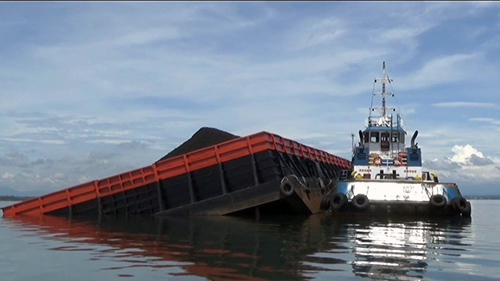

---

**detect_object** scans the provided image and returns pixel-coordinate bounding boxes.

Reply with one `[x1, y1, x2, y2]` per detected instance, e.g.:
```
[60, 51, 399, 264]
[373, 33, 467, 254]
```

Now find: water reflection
[346, 217, 471, 280]
[3, 214, 471, 280]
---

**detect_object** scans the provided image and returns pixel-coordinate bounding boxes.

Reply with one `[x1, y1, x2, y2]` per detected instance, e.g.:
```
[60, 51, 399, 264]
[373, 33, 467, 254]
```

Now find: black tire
[330, 193, 347, 210]
[453, 197, 468, 212]
[320, 195, 330, 210]
[351, 194, 369, 209]
[430, 194, 447, 208]
[280, 180, 294, 196]
[462, 201, 472, 218]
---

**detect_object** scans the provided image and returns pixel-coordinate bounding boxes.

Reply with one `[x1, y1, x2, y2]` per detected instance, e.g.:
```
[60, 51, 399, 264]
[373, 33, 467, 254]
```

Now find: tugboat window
[392, 132, 399, 143]
[381, 132, 390, 141]
[381, 132, 390, 151]
[364, 132, 369, 143]
[370, 132, 379, 143]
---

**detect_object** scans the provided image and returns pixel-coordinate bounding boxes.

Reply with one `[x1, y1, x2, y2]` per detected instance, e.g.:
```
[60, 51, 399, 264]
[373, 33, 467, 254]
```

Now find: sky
[0, 2, 499, 196]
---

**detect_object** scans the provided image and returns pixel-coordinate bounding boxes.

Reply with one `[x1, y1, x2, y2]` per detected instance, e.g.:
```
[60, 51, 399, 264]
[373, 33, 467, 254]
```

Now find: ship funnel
[411, 130, 418, 148]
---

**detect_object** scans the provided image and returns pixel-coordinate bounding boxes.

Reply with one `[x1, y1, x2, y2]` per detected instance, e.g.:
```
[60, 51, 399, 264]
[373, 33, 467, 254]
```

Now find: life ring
[330, 193, 347, 210]
[279, 179, 295, 196]
[430, 194, 446, 208]
[351, 194, 369, 209]
[453, 197, 469, 214]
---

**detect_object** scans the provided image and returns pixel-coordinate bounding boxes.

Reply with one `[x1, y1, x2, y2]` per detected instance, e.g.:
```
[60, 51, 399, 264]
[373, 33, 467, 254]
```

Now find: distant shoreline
[467, 196, 500, 200]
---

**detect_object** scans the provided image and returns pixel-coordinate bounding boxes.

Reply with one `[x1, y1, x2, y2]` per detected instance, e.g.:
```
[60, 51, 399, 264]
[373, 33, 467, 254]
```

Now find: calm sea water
[1, 200, 499, 281]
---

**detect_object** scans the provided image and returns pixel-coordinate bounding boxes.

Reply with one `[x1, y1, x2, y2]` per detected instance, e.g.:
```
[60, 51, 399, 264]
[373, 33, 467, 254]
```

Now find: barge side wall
[2, 131, 351, 217]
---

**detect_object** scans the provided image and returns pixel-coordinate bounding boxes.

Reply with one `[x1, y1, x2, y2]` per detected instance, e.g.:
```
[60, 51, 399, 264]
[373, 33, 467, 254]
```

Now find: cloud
[469, 118, 500, 126]
[109, 27, 184, 46]
[424, 158, 461, 172]
[423, 144, 499, 189]
[2, 173, 14, 179]
[397, 53, 487, 90]
[469, 154, 495, 166]
[433, 102, 498, 108]
[450, 144, 489, 165]
[0, 150, 142, 193]
[291, 18, 346, 50]
[118, 140, 149, 150]
[0, 3, 499, 195]
[0, 150, 30, 168]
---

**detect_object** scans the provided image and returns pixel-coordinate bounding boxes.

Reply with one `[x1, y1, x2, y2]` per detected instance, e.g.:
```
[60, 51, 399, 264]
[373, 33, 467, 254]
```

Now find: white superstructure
[351, 62, 433, 182]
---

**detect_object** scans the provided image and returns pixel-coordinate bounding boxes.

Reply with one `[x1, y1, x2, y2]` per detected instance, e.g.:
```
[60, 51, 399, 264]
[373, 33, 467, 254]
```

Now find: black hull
[330, 200, 471, 218]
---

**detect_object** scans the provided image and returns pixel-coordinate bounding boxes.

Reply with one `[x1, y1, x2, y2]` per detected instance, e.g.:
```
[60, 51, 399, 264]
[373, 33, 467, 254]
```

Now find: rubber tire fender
[454, 197, 469, 214]
[462, 201, 472, 218]
[320, 195, 331, 210]
[330, 193, 347, 210]
[280, 180, 295, 197]
[430, 194, 447, 208]
[351, 194, 369, 209]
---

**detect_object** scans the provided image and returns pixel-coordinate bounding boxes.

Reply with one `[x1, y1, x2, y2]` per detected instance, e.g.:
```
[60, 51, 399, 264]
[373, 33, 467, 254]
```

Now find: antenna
[369, 61, 395, 127]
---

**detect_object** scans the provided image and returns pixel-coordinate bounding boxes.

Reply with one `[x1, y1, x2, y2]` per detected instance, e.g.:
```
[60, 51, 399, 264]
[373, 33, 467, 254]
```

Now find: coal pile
[157, 127, 239, 162]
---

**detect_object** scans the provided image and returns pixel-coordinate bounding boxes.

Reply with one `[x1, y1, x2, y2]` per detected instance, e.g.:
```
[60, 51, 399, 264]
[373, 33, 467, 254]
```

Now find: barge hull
[155, 177, 326, 216]
[2, 131, 351, 217]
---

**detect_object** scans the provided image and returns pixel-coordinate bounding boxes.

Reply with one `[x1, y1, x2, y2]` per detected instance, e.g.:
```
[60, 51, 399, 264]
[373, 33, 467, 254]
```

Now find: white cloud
[469, 117, 500, 126]
[424, 144, 499, 187]
[0, 138, 66, 145]
[450, 144, 487, 165]
[0, 3, 499, 195]
[109, 27, 184, 46]
[469, 154, 495, 166]
[2, 173, 14, 179]
[291, 18, 346, 50]
[398, 53, 485, 90]
[433, 102, 497, 108]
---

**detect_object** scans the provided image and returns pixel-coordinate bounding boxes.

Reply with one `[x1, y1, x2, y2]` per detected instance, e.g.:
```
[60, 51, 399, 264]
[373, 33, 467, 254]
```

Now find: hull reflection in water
[4, 214, 471, 280]
[5, 215, 339, 281]
[347, 218, 471, 280]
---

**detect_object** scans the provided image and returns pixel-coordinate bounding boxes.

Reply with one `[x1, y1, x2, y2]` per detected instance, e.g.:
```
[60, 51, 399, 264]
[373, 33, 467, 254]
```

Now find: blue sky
[0, 2, 499, 196]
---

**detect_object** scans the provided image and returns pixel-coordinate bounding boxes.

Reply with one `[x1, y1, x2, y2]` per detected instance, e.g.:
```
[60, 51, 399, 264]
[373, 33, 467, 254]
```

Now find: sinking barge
[2, 130, 351, 217]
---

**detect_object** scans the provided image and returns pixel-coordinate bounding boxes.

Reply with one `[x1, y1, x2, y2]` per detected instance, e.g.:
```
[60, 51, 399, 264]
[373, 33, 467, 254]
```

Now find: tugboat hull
[329, 180, 471, 218]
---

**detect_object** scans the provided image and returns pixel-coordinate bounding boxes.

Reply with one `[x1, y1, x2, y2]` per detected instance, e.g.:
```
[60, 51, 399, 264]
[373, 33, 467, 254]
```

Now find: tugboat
[330, 62, 471, 218]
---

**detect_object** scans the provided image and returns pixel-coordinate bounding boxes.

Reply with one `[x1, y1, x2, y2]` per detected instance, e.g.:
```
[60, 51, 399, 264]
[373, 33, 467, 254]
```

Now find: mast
[370, 61, 394, 127]
[381, 61, 387, 118]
